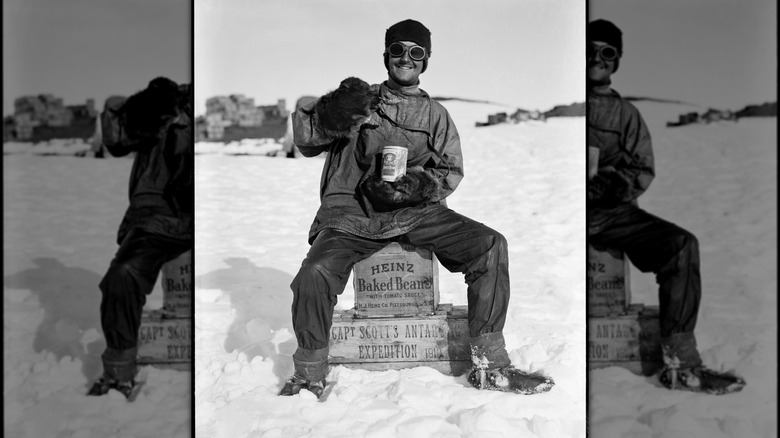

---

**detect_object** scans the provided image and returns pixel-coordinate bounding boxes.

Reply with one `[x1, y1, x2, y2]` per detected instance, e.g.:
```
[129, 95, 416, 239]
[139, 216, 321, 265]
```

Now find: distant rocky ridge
[735, 102, 777, 118]
[624, 96, 695, 106]
[626, 95, 777, 117]
[543, 102, 585, 117]
[468, 100, 584, 127]
[664, 102, 775, 127]
[624, 96, 776, 127]
[433, 96, 499, 105]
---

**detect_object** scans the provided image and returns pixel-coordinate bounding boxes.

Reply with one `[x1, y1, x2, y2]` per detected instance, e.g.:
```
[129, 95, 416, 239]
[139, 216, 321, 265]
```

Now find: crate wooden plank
[329, 304, 470, 372]
[161, 250, 192, 318]
[353, 243, 439, 317]
[331, 360, 471, 376]
[588, 244, 630, 316]
[139, 362, 192, 372]
[588, 304, 662, 375]
[588, 360, 662, 376]
[137, 310, 191, 365]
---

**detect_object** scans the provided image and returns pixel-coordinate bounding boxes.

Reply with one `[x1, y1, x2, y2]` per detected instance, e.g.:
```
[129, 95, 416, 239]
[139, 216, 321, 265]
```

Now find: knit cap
[589, 19, 622, 72]
[384, 19, 431, 73]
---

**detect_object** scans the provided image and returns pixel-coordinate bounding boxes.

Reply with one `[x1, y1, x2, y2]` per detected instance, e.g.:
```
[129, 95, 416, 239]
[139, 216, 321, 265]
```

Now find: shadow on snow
[196, 257, 297, 379]
[4, 257, 105, 380]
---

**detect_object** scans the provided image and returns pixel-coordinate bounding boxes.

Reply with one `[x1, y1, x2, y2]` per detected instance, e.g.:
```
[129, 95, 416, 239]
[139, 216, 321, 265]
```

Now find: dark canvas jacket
[293, 82, 463, 244]
[101, 96, 193, 244]
[588, 88, 654, 234]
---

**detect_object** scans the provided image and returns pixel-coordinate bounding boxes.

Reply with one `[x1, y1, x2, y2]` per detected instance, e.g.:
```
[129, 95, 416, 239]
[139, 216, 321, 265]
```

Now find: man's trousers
[99, 228, 190, 380]
[290, 208, 511, 379]
[589, 205, 702, 366]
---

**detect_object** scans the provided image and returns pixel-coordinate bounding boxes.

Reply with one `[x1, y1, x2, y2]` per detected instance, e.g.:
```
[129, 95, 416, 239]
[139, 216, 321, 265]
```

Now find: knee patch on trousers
[291, 262, 342, 304]
[99, 262, 151, 302]
[673, 230, 698, 253]
[463, 230, 507, 279]
[658, 229, 699, 276]
[100, 263, 133, 295]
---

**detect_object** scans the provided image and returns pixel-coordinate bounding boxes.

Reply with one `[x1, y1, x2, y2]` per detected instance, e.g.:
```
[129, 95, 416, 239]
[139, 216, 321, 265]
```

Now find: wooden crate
[161, 250, 192, 318]
[137, 310, 192, 368]
[353, 243, 439, 317]
[588, 244, 630, 316]
[332, 360, 472, 376]
[588, 304, 662, 375]
[329, 304, 471, 376]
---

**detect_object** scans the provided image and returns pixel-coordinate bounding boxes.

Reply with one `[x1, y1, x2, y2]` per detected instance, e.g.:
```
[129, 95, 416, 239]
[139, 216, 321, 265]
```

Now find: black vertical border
[584, 1, 591, 436]
[189, 0, 196, 436]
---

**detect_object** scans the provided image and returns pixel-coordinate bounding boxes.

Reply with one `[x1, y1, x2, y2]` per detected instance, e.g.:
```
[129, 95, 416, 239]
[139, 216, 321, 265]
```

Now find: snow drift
[193, 100, 587, 438]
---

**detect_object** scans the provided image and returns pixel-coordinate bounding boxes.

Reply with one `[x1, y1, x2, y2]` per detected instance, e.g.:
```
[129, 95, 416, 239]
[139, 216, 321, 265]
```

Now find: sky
[195, 0, 586, 116]
[3, 0, 191, 116]
[4, 0, 772, 119]
[590, 0, 777, 109]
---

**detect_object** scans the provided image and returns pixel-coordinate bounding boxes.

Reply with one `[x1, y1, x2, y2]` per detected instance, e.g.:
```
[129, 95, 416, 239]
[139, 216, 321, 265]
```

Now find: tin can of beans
[381, 146, 408, 182]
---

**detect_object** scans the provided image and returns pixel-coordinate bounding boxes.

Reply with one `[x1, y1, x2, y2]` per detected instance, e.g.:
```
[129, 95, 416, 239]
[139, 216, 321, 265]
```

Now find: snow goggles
[386, 42, 427, 61]
[588, 43, 620, 61]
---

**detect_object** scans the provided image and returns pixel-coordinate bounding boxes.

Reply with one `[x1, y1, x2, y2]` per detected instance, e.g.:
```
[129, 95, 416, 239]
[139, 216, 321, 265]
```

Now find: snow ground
[3, 99, 774, 438]
[194, 138, 283, 156]
[4, 155, 189, 438]
[194, 101, 587, 438]
[4, 139, 94, 156]
[589, 101, 777, 438]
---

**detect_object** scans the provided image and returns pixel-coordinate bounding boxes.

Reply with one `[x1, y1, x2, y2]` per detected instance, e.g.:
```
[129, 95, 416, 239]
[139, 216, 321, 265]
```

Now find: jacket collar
[588, 84, 619, 98]
[383, 77, 426, 96]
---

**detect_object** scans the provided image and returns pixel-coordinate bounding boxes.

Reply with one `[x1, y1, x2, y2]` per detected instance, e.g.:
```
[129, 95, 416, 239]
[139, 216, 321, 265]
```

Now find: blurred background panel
[588, 1, 776, 437]
[3, 0, 192, 437]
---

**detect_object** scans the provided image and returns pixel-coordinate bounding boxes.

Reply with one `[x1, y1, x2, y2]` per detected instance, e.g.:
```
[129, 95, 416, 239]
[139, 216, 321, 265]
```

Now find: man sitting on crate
[87, 77, 193, 398]
[587, 19, 744, 394]
[280, 19, 554, 398]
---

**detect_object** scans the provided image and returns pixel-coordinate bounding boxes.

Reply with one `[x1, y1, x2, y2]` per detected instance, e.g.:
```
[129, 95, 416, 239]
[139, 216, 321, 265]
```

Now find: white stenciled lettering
[369, 262, 415, 275]
[358, 344, 418, 359]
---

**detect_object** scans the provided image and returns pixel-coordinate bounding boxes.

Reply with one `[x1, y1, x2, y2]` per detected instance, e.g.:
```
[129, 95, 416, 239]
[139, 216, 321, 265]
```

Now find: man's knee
[479, 227, 507, 256]
[492, 229, 508, 252]
[291, 261, 338, 300]
[657, 227, 699, 274]
[672, 227, 699, 256]
[679, 229, 700, 267]
[100, 259, 153, 299]
[292, 261, 318, 291]
[461, 227, 507, 274]
[683, 229, 699, 252]
[100, 261, 128, 289]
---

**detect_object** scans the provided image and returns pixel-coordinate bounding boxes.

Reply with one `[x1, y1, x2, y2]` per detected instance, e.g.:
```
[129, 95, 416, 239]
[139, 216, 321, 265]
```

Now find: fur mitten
[123, 77, 183, 137]
[363, 166, 442, 210]
[315, 77, 379, 132]
[589, 167, 632, 206]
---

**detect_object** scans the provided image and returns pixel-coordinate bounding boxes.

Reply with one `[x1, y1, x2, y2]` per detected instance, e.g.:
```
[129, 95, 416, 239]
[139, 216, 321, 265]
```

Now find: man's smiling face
[387, 41, 425, 86]
[587, 41, 618, 85]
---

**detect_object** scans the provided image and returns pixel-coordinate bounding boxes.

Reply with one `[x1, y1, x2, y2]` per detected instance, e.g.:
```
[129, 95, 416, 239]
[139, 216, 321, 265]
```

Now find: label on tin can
[381, 146, 408, 182]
